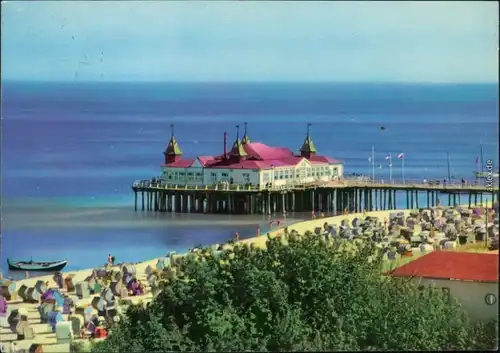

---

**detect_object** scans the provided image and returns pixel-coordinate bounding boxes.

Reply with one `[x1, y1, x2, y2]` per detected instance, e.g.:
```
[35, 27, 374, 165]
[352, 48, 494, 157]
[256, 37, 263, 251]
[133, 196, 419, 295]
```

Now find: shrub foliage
[91, 234, 497, 352]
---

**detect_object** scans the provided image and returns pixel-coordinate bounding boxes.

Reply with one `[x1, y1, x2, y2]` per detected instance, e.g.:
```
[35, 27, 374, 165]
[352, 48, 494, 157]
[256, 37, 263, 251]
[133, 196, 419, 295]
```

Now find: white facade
[414, 278, 498, 321]
[160, 158, 344, 190]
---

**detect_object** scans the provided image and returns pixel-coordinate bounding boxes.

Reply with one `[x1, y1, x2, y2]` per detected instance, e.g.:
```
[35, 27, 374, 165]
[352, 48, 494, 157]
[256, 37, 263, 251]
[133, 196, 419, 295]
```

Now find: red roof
[162, 159, 195, 168]
[162, 141, 342, 170]
[389, 251, 499, 283]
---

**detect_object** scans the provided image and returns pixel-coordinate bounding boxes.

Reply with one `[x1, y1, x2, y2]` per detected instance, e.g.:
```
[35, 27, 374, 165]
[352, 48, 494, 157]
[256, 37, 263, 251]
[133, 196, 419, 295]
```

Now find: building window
[485, 293, 497, 306]
[442, 287, 451, 304]
[211, 172, 217, 180]
[221, 173, 229, 178]
[263, 172, 269, 183]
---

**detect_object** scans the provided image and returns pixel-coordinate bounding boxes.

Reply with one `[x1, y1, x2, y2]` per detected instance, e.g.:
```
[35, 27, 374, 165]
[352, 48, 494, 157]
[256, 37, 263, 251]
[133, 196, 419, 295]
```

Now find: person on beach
[344, 208, 348, 216]
[312, 210, 316, 219]
[235, 232, 240, 241]
[277, 219, 281, 227]
[108, 254, 113, 265]
[320, 211, 325, 218]
[257, 226, 261, 237]
[363, 209, 367, 218]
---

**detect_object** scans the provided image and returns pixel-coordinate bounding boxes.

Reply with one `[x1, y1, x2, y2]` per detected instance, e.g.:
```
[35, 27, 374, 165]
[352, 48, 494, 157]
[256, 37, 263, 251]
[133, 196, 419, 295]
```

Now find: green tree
[91, 233, 497, 352]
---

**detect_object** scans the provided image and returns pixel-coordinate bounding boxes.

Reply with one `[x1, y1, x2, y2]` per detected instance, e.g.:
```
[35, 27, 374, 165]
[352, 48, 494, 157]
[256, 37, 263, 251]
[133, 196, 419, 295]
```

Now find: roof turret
[300, 123, 317, 157]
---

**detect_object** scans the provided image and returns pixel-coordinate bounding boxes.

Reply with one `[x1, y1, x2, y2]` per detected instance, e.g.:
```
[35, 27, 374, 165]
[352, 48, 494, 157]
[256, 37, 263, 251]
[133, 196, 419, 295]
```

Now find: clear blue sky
[1, 1, 498, 83]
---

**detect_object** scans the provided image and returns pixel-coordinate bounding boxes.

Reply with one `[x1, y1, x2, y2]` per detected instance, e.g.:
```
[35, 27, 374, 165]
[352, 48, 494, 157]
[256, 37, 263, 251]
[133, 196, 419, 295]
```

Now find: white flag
[398, 153, 404, 159]
[385, 154, 392, 160]
[368, 157, 372, 163]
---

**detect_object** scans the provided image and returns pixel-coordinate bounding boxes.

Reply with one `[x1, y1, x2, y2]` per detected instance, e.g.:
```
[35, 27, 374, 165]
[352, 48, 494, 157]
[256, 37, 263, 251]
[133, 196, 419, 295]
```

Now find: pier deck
[131, 178, 498, 215]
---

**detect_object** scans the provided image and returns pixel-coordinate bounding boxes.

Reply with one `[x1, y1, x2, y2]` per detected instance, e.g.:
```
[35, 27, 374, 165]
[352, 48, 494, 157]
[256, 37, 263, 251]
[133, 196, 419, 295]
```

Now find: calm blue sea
[1, 81, 498, 277]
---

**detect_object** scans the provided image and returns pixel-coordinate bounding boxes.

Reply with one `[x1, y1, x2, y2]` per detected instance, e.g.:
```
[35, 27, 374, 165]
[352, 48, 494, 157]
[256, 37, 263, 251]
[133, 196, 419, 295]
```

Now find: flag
[385, 154, 392, 160]
[398, 153, 404, 159]
[368, 157, 372, 163]
[389, 163, 393, 167]
[377, 164, 382, 169]
[475, 156, 479, 165]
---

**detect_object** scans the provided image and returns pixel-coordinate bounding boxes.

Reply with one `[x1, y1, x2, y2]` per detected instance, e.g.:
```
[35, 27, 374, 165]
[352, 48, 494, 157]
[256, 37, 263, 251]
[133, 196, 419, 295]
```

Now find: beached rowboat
[7, 258, 67, 272]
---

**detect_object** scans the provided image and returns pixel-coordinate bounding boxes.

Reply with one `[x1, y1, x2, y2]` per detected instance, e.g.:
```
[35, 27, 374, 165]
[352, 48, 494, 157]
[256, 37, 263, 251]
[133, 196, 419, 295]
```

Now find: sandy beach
[2, 203, 496, 352]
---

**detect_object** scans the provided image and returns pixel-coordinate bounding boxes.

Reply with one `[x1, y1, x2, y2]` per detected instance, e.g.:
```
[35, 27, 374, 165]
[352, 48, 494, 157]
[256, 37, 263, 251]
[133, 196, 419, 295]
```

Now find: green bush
[91, 234, 497, 352]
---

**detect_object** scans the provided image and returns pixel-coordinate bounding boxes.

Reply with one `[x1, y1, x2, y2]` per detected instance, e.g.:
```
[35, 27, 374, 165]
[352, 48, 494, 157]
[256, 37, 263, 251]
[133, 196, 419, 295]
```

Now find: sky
[1, 1, 498, 83]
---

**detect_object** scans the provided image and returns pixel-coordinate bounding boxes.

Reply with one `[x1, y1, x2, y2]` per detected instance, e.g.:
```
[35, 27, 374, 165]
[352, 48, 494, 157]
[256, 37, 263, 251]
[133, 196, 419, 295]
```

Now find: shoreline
[7, 201, 497, 288]
[11, 201, 497, 288]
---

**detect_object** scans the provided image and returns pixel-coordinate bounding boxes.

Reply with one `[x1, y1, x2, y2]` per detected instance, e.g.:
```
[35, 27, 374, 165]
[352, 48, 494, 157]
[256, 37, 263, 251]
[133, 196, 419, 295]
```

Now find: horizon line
[2, 79, 498, 85]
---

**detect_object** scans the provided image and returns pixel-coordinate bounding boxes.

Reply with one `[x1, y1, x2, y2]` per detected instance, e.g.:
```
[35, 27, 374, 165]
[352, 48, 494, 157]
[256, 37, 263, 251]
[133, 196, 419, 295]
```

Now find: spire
[164, 124, 183, 164]
[242, 122, 251, 144]
[230, 124, 248, 158]
[300, 123, 317, 158]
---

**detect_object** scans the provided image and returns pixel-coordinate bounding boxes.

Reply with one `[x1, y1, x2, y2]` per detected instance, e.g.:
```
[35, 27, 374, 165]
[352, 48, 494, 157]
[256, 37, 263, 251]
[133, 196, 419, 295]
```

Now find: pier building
[160, 123, 344, 190]
[132, 124, 497, 215]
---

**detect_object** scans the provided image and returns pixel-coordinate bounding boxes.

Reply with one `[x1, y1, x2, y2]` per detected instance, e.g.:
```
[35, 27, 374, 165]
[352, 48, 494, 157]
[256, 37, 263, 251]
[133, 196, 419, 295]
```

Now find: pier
[131, 178, 498, 215]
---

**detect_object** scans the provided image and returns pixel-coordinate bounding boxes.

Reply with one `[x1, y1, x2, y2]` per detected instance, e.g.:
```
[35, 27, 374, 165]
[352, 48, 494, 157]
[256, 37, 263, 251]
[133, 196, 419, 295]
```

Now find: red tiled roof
[161, 159, 195, 168]
[244, 142, 294, 160]
[197, 156, 215, 166]
[161, 141, 341, 170]
[389, 251, 499, 283]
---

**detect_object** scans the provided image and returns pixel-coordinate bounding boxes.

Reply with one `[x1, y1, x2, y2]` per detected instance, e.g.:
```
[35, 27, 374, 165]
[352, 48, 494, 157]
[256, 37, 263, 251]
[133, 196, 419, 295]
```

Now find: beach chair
[34, 280, 48, 295]
[105, 301, 118, 322]
[47, 311, 63, 332]
[121, 263, 136, 277]
[91, 297, 106, 312]
[64, 275, 75, 292]
[26, 287, 41, 303]
[62, 297, 74, 315]
[69, 314, 85, 337]
[75, 282, 90, 299]
[75, 305, 95, 324]
[86, 277, 97, 294]
[15, 320, 29, 340]
[38, 302, 55, 323]
[101, 287, 115, 303]
[110, 281, 122, 297]
[53, 272, 64, 289]
[444, 241, 456, 249]
[18, 285, 29, 302]
[0, 295, 7, 316]
[56, 321, 73, 344]
[0, 280, 17, 301]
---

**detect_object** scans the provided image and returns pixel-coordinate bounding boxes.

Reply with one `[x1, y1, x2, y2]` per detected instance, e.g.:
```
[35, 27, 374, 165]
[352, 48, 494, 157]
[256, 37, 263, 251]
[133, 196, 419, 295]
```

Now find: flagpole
[480, 140, 484, 176]
[402, 155, 405, 184]
[389, 153, 392, 184]
[372, 145, 375, 182]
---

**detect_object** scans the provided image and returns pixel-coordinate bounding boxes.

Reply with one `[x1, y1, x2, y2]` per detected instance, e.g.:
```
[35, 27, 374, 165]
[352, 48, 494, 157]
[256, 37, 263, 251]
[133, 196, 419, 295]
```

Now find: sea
[1, 81, 498, 278]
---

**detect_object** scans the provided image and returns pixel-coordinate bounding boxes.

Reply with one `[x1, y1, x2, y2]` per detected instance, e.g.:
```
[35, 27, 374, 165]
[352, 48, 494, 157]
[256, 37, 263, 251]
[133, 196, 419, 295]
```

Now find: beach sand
[2, 203, 496, 352]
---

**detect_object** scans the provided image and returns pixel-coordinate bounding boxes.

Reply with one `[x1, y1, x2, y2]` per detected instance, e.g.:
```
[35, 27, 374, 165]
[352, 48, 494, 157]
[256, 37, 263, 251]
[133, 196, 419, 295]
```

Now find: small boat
[7, 258, 67, 272]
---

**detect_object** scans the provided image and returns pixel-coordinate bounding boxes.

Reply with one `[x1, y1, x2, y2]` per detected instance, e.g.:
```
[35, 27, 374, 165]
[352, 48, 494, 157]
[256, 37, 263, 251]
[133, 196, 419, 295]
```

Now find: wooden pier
[131, 178, 498, 215]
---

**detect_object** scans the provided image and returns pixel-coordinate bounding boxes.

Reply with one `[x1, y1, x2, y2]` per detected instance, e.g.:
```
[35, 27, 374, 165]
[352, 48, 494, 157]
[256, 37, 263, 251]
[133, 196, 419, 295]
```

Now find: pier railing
[340, 177, 498, 190]
[133, 177, 497, 193]
[132, 180, 261, 192]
